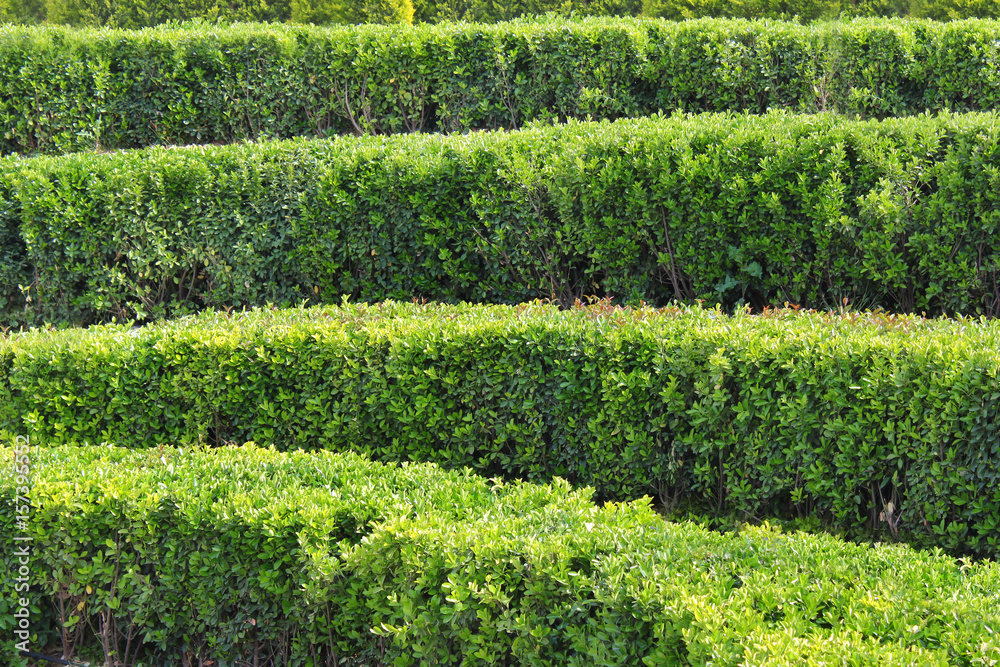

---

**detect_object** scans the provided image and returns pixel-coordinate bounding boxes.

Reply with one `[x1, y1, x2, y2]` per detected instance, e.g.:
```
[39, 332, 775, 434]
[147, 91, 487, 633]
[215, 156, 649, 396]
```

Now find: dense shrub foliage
[643, 0, 838, 20]
[410, 0, 643, 22]
[5, 19, 1000, 156]
[0, 0, 415, 27]
[3, 301, 1000, 557]
[644, 0, 1000, 20]
[1, 0, 637, 25]
[1, 443, 998, 666]
[3, 0, 999, 27]
[3, 112, 1000, 326]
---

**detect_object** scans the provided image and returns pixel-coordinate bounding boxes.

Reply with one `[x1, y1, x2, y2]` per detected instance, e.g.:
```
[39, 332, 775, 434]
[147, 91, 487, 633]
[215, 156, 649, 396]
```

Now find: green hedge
[7, 0, 1000, 34]
[1, 443, 998, 666]
[2, 0, 640, 26]
[3, 301, 1000, 558]
[37, 0, 296, 28]
[411, 0, 643, 23]
[644, 0, 1000, 20]
[5, 18, 1000, 156]
[3, 111, 1000, 327]
[7, 0, 1000, 28]
[642, 0, 839, 21]
[289, 0, 416, 26]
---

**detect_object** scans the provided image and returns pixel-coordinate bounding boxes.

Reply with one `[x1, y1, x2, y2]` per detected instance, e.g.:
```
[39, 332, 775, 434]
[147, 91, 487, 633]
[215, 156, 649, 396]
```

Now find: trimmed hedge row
[2, 443, 999, 666]
[3, 301, 1000, 557]
[4, 0, 999, 29]
[646, 0, 1000, 21]
[2, 0, 639, 28]
[3, 111, 1000, 327]
[413, 0, 643, 23]
[28, 0, 417, 30]
[5, 18, 1000, 156]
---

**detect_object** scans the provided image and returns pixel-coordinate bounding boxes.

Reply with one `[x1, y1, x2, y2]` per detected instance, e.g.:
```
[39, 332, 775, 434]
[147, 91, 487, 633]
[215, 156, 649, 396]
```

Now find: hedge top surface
[5, 14, 1000, 44]
[2, 442, 584, 538]
[5, 298, 1000, 356]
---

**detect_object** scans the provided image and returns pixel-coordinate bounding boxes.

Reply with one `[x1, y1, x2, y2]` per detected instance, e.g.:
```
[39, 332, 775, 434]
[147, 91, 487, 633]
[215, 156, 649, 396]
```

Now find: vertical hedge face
[5, 0, 998, 28]
[5, 20, 1000, 156]
[4, 111, 1000, 327]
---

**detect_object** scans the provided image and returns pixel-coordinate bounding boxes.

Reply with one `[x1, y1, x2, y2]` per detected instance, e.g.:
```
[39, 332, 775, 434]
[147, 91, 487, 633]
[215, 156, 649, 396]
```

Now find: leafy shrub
[361, 0, 416, 23]
[5, 0, 1000, 26]
[911, 0, 1000, 18]
[290, 0, 414, 25]
[3, 301, 1000, 557]
[4, 19, 1000, 156]
[41, 0, 291, 28]
[642, 0, 839, 22]
[3, 111, 1000, 327]
[411, 0, 642, 22]
[0, 0, 46, 23]
[1, 442, 998, 665]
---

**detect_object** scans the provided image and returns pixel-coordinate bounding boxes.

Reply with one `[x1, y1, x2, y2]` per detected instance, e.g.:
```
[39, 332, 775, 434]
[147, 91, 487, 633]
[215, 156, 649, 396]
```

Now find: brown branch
[661, 208, 693, 301]
[342, 82, 366, 137]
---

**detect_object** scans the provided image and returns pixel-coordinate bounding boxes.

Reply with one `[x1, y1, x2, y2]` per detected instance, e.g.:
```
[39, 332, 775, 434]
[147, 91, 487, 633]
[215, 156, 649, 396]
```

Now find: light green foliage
[290, 0, 350, 28]
[361, 0, 416, 22]
[0, 442, 998, 665]
[643, 0, 839, 21]
[40, 0, 287, 27]
[906, 0, 1000, 17]
[0, 0, 35, 22]
[3, 112, 1000, 326]
[4, 19, 1000, 157]
[411, 0, 640, 22]
[291, 0, 414, 24]
[0, 0, 47, 23]
[3, 301, 1000, 557]
[2, 0, 998, 25]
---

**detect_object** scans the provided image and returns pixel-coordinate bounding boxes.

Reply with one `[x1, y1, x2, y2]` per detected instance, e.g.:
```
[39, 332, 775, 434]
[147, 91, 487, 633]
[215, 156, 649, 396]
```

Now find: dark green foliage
[643, 0, 839, 21]
[911, 0, 1000, 18]
[3, 112, 1000, 327]
[289, 0, 415, 26]
[1, 442, 998, 665]
[3, 301, 1000, 558]
[41, 0, 292, 28]
[411, 0, 643, 22]
[4, 0, 999, 27]
[0, 0, 47, 24]
[5, 19, 1000, 157]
